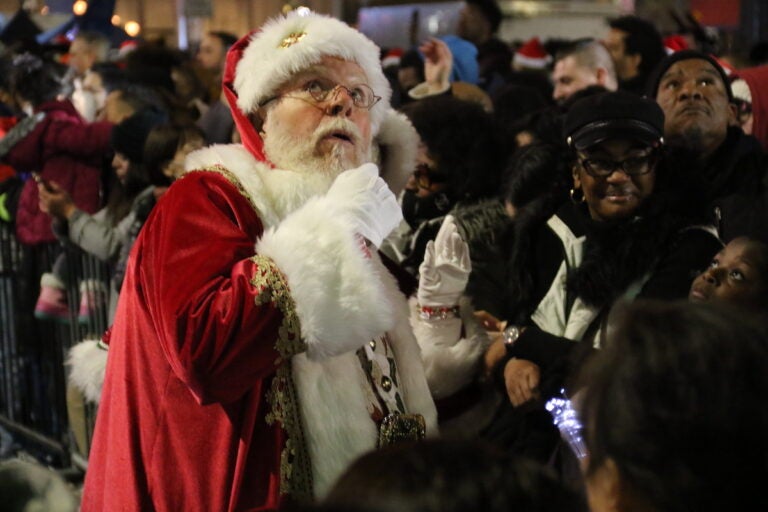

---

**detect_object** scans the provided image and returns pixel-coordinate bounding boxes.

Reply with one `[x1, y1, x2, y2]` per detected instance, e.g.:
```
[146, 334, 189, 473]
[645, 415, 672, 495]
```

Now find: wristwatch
[502, 325, 522, 351]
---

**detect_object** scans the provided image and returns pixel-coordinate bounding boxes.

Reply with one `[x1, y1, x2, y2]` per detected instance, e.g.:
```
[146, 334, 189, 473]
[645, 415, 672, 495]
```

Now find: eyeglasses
[413, 163, 447, 190]
[260, 77, 381, 110]
[578, 151, 658, 178]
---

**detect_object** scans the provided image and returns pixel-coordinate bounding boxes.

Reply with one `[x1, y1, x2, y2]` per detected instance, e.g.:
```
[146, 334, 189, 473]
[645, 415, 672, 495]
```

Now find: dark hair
[89, 62, 125, 93]
[122, 43, 184, 93]
[112, 83, 166, 114]
[398, 49, 425, 79]
[143, 122, 204, 185]
[10, 53, 65, 105]
[608, 16, 665, 78]
[503, 143, 571, 210]
[498, 144, 571, 323]
[466, 0, 503, 34]
[579, 300, 768, 512]
[401, 96, 504, 201]
[208, 31, 238, 51]
[324, 440, 585, 512]
[493, 84, 549, 142]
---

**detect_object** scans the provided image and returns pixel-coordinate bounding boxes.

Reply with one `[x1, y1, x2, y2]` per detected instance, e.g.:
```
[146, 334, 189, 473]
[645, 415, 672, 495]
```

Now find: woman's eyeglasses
[414, 163, 447, 190]
[578, 151, 658, 178]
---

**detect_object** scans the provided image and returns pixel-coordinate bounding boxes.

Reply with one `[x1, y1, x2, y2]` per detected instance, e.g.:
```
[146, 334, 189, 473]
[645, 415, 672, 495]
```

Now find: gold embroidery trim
[279, 32, 306, 48]
[183, 165, 263, 218]
[182, 168, 313, 498]
[251, 256, 313, 499]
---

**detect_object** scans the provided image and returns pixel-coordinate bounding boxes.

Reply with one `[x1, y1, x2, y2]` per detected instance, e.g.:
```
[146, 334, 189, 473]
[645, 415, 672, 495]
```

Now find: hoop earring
[570, 188, 585, 204]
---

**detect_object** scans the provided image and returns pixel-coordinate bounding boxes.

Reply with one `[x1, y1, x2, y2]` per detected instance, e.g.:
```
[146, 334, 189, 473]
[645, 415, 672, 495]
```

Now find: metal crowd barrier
[0, 222, 109, 470]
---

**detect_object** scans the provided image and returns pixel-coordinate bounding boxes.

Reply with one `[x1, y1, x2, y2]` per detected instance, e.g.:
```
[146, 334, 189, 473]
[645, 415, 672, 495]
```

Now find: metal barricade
[0, 222, 109, 468]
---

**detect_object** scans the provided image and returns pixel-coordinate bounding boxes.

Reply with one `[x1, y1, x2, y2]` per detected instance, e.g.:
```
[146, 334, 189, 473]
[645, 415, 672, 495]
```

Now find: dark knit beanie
[646, 50, 734, 102]
[111, 107, 168, 163]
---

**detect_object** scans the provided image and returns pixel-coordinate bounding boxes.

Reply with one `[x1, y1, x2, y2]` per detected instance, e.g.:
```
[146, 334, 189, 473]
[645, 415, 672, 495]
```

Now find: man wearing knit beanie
[648, 50, 768, 244]
[82, 12, 437, 512]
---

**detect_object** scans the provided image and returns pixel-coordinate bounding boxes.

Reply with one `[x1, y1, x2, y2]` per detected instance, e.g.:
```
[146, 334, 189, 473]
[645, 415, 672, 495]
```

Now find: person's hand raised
[325, 163, 402, 248]
[419, 38, 452, 94]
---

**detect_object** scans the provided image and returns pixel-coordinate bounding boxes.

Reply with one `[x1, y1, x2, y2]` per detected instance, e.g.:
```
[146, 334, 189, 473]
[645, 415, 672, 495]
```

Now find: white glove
[325, 163, 403, 248]
[417, 215, 471, 307]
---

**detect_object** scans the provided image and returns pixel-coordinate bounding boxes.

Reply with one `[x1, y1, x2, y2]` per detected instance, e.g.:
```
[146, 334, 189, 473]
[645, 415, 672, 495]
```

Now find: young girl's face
[689, 238, 767, 306]
[163, 136, 204, 180]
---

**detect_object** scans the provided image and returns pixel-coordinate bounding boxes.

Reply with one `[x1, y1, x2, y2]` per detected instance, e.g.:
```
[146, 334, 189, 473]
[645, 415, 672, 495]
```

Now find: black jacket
[667, 127, 768, 243]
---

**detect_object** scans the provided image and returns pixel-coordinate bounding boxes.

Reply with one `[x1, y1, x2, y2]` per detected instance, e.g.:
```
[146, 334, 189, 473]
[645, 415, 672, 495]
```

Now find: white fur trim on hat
[731, 78, 752, 104]
[234, 11, 391, 134]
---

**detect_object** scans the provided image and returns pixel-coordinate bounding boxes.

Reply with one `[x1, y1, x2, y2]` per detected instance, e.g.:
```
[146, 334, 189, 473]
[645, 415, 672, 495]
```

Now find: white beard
[263, 116, 372, 185]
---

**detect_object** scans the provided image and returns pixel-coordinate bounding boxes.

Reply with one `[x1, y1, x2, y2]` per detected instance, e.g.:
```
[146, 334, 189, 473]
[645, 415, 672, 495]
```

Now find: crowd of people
[1, 1, 767, 511]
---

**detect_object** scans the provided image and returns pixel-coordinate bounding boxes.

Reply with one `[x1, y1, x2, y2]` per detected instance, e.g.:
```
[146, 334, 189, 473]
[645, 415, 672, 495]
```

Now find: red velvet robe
[81, 171, 302, 511]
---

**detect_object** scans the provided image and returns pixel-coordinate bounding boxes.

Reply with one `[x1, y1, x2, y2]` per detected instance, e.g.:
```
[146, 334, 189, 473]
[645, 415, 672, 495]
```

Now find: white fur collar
[185, 144, 335, 228]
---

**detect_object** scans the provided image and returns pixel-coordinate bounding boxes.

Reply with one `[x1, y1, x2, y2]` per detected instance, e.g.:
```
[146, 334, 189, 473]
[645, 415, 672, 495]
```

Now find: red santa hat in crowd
[663, 34, 689, 55]
[513, 37, 551, 69]
[221, 11, 415, 193]
[382, 47, 404, 69]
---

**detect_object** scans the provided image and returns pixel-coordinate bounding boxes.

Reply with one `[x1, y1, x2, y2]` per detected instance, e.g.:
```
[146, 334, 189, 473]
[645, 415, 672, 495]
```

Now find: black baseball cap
[564, 91, 665, 151]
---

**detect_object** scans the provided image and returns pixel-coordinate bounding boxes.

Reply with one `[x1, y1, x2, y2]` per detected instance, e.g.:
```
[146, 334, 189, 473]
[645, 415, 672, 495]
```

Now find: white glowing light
[296, 6, 311, 16]
[545, 393, 588, 460]
[73, 0, 88, 16]
[124, 21, 141, 37]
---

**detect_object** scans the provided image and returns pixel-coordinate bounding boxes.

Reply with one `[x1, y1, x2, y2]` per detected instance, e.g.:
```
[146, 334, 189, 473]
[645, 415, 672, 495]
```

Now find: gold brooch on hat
[279, 32, 306, 48]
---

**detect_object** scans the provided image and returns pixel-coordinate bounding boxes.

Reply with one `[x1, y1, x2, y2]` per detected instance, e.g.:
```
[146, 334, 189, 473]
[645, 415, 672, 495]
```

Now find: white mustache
[313, 118, 362, 146]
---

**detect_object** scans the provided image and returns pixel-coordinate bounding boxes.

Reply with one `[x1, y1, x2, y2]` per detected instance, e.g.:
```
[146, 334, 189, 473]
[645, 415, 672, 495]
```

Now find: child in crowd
[688, 236, 768, 311]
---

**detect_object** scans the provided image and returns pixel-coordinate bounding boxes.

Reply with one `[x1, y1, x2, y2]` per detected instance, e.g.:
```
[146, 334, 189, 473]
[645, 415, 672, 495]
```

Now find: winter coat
[480, 200, 722, 461]
[53, 185, 156, 323]
[667, 127, 768, 244]
[5, 100, 112, 245]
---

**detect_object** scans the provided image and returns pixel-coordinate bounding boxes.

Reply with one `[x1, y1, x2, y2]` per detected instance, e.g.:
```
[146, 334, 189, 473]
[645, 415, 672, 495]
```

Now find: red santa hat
[513, 37, 551, 69]
[223, 11, 392, 162]
[663, 34, 689, 55]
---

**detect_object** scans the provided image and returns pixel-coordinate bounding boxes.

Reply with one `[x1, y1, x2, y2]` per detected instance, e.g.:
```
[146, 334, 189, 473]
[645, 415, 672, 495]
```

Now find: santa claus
[81, 12, 438, 512]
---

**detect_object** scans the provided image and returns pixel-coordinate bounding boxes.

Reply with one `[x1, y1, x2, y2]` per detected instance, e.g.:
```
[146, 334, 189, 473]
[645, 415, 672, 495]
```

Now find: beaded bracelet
[419, 305, 460, 320]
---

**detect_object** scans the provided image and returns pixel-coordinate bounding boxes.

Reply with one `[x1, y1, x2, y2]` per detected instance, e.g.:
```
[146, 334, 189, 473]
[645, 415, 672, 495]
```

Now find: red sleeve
[133, 171, 304, 405]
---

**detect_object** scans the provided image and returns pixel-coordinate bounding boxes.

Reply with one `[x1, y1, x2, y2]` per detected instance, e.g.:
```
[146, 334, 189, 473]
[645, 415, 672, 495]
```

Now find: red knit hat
[513, 37, 551, 69]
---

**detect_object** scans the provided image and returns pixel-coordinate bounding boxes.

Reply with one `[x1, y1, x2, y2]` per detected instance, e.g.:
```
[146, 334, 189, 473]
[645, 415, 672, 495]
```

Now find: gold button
[381, 376, 392, 392]
[369, 340, 376, 350]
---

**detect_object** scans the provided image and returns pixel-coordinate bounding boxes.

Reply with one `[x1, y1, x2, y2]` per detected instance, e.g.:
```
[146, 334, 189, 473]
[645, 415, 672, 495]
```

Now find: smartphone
[31, 172, 53, 192]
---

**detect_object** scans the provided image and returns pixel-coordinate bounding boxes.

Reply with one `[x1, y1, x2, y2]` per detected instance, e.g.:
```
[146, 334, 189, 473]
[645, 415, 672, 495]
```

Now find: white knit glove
[325, 163, 403, 248]
[417, 216, 471, 307]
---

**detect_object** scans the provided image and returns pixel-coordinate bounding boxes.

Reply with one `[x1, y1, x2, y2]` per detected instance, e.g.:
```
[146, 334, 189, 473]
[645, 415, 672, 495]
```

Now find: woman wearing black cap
[479, 91, 722, 464]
